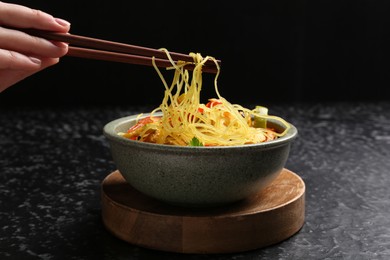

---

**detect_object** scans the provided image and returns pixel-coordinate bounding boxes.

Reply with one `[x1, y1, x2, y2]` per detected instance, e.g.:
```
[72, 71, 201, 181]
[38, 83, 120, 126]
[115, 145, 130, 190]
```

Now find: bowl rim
[103, 113, 298, 151]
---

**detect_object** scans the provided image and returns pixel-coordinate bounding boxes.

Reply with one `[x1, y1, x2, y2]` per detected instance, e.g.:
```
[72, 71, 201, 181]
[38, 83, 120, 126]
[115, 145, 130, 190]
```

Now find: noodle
[120, 49, 291, 146]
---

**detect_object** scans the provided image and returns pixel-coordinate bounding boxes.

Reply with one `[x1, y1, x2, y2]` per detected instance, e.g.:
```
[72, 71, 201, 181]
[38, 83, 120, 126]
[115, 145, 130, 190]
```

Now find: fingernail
[29, 56, 42, 65]
[53, 41, 69, 48]
[55, 18, 71, 27]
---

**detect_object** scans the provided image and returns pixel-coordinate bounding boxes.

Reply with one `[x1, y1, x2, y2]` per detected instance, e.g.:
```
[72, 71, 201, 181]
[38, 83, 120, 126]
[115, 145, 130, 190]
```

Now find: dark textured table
[1, 102, 389, 259]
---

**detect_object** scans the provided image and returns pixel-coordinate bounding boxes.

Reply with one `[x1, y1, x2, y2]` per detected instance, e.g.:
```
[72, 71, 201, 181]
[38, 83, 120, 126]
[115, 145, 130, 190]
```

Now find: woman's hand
[0, 2, 70, 92]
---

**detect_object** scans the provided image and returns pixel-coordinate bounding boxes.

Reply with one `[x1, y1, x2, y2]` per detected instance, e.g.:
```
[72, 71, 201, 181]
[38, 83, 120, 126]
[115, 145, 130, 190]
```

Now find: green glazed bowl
[103, 113, 298, 207]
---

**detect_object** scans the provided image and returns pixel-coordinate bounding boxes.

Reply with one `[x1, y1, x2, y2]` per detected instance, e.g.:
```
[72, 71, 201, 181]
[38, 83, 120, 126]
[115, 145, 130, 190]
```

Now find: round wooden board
[101, 168, 305, 254]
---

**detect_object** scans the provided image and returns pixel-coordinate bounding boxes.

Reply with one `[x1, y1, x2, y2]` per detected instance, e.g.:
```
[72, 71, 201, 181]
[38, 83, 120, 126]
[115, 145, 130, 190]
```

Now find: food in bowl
[103, 49, 297, 207]
[118, 50, 291, 147]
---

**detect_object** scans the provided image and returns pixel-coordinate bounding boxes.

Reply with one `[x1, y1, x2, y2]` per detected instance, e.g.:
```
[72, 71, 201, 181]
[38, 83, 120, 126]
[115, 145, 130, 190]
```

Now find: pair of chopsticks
[21, 29, 220, 74]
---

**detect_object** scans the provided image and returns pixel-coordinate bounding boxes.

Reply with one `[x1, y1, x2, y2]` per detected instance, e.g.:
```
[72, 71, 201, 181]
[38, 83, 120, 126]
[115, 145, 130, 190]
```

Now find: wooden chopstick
[66, 47, 203, 72]
[23, 29, 220, 73]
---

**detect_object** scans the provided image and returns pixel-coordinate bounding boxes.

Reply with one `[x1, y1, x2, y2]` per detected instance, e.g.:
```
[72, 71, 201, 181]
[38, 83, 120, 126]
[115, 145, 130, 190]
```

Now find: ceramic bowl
[103, 113, 298, 207]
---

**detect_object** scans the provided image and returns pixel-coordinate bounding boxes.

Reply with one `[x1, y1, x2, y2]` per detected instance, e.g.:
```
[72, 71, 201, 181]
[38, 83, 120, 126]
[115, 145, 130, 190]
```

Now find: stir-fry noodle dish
[119, 49, 291, 146]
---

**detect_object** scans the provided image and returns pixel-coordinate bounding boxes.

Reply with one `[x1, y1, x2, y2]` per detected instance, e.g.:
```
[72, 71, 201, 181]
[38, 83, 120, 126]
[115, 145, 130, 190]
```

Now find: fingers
[0, 2, 70, 33]
[0, 2, 70, 60]
[0, 2, 71, 92]
[0, 48, 41, 70]
[0, 2, 70, 68]
[0, 26, 68, 58]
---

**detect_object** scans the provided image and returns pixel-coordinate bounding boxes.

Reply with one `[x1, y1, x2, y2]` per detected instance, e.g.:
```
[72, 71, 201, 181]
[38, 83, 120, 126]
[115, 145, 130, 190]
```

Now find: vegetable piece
[206, 98, 223, 108]
[198, 99, 222, 113]
[121, 116, 159, 140]
[127, 116, 154, 133]
[189, 137, 203, 146]
[252, 106, 269, 128]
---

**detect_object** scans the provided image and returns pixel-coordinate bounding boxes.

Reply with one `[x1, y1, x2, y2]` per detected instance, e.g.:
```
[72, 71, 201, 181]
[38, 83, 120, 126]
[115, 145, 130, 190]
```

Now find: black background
[1, 0, 389, 107]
